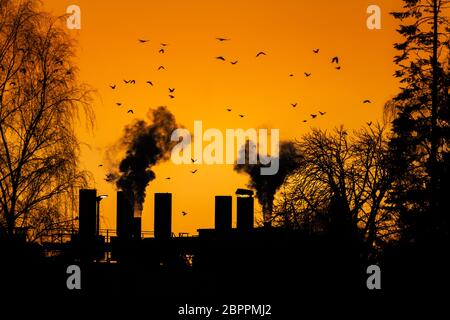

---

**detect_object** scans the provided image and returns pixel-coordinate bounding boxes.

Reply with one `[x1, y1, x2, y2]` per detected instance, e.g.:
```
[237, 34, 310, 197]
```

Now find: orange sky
[43, 0, 404, 235]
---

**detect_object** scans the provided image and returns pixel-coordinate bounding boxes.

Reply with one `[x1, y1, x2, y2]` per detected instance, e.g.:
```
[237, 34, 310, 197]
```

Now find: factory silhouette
[2, 186, 448, 297]
[1, 187, 371, 296]
[72, 188, 364, 295]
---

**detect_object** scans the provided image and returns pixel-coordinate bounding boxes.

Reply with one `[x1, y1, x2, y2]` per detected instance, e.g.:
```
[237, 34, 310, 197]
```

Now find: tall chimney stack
[116, 191, 134, 239]
[215, 196, 232, 233]
[79, 189, 97, 240]
[236, 189, 254, 232]
[154, 193, 172, 239]
[133, 217, 142, 239]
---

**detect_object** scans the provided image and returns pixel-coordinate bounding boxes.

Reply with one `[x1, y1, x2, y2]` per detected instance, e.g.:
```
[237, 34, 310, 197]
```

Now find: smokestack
[133, 217, 142, 239]
[116, 191, 134, 239]
[154, 193, 172, 239]
[79, 189, 97, 240]
[234, 141, 302, 227]
[108, 107, 180, 219]
[236, 189, 254, 232]
[133, 204, 142, 239]
[215, 196, 232, 233]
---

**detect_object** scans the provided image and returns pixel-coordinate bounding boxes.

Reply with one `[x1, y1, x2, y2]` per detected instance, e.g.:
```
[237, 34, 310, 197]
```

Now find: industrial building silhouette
[2, 187, 446, 296]
[49, 188, 361, 295]
[0, 188, 376, 296]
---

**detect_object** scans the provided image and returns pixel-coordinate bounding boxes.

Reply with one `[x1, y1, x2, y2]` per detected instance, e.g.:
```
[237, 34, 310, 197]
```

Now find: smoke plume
[234, 141, 302, 224]
[109, 106, 180, 213]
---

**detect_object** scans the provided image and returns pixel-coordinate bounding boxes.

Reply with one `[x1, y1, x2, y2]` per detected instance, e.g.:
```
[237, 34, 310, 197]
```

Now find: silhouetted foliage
[273, 125, 398, 258]
[0, 0, 94, 241]
[387, 0, 450, 243]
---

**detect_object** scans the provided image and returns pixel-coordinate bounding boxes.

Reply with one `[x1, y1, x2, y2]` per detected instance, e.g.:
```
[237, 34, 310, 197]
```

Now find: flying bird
[116, 102, 122, 106]
[191, 170, 198, 174]
[226, 108, 232, 112]
[159, 48, 165, 54]
[238, 114, 245, 118]
[331, 56, 339, 64]
[256, 51, 266, 57]
[182, 211, 188, 216]
[138, 39, 149, 43]
[169, 95, 175, 99]
[127, 109, 134, 114]
[313, 49, 320, 54]
[289, 74, 294, 77]
[216, 37, 230, 42]
[169, 88, 175, 93]
[129, 80, 136, 84]
[291, 103, 298, 108]
[110, 84, 116, 89]
[123, 80, 130, 84]
[158, 66, 166, 71]
[191, 158, 197, 163]
[166, 177, 171, 180]
[216, 56, 226, 61]
[146, 81, 153, 86]
[311, 114, 317, 119]
[230, 60, 238, 65]
[303, 120, 308, 123]
[160, 43, 168, 46]
[319, 111, 326, 116]
[363, 100, 372, 104]
[304, 72, 311, 77]
[98, 164, 103, 167]
[367, 121, 373, 126]
[336, 66, 341, 70]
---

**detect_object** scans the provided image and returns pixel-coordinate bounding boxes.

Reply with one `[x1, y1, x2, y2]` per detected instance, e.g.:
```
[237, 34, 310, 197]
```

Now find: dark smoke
[112, 106, 180, 213]
[234, 140, 302, 224]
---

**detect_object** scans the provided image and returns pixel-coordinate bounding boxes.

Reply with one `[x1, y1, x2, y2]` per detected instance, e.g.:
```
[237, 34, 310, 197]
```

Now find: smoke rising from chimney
[234, 140, 302, 224]
[107, 107, 181, 214]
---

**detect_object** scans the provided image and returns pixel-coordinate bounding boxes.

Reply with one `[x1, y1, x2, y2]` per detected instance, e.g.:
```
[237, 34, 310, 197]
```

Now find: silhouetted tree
[0, 0, 94, 241]
[273, 125, 398, 257]
[387, 0, 450, 242]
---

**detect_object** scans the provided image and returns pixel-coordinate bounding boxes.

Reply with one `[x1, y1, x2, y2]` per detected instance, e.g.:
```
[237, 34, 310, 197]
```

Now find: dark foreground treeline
[0, 228, 448, 297]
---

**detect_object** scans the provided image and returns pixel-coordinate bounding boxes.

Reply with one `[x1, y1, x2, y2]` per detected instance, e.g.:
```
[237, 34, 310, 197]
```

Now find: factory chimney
[215, 196, 232, 234]
[116, 191, 141, 239]
[79, 189, 97, 240]
[154, 193, 172, 239]
[236, 188, 254, 232]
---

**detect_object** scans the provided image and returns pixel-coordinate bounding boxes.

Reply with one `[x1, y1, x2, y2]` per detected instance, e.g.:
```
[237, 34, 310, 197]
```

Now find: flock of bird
[106, 40, 172, 114]
[211, 42, 372, 123]
[102, 37, 375, 217]
[108, 37, 373, 122]
[110, 77, 173, 114]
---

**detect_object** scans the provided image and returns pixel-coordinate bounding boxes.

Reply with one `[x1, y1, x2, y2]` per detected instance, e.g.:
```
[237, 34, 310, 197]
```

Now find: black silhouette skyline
[0, 0, 449, 305]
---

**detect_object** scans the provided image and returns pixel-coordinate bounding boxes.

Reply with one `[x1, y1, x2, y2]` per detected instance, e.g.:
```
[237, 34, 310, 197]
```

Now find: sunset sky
[43, 0, 405, 235]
